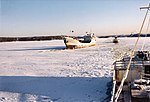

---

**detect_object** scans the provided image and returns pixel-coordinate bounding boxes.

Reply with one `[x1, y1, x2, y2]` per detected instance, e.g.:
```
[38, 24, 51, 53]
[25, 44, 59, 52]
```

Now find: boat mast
[141, 4, 150, 50]
[114, 3, 150, 102]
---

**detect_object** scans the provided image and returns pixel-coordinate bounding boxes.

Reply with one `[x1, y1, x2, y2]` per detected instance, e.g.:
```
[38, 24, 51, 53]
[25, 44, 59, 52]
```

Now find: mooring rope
[114, 5, 149, 102]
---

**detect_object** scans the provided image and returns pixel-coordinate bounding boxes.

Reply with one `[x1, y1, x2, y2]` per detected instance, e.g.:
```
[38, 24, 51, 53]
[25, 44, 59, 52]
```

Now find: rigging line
[141, 15, 150, 51]
[114, 7, 149, 102]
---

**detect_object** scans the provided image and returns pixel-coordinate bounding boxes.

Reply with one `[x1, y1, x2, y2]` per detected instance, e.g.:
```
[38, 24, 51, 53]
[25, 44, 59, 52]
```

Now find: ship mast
[114, 3, 150, 102]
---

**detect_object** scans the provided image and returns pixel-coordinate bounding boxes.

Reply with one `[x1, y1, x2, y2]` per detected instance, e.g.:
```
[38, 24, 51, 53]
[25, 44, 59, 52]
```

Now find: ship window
[137, 51, 148, 60]
[144, 65, 150, 78]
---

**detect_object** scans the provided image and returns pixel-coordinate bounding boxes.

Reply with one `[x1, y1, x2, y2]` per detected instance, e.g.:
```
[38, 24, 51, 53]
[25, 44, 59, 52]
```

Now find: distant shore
[0, 34, 149, 42]
[0, 35, 65, 42]
[97, 33, 150, 38]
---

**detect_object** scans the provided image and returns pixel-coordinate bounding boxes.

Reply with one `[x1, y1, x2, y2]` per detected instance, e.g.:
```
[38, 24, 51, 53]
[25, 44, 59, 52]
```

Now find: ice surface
[0, 37, 150, 102]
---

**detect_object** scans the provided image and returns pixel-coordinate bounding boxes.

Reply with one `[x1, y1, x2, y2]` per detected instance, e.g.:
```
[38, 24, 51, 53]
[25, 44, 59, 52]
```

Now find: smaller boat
[113, 36, 119, 43]
[64, 33, 96, 49]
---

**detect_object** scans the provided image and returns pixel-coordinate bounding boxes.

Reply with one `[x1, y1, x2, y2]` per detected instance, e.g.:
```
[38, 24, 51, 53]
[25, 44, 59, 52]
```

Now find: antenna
[140, 3, 150, 10]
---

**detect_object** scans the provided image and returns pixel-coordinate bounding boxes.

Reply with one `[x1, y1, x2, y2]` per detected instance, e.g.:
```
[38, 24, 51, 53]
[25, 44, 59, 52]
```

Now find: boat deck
[115, 84, 131, 102]
[112, 51, 150, 102]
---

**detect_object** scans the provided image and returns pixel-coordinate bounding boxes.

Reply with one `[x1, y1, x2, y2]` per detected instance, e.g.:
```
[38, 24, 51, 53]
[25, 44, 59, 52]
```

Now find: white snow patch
[0, 37, 150, 102]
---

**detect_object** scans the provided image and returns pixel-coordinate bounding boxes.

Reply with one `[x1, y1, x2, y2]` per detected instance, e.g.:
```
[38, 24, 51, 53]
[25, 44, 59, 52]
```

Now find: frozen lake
[0, 37, 150, 102]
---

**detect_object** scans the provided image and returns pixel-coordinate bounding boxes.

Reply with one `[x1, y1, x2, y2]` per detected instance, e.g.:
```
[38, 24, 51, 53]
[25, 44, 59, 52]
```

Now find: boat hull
[64, 36, 96, 49]
[113, 39, 118, 43]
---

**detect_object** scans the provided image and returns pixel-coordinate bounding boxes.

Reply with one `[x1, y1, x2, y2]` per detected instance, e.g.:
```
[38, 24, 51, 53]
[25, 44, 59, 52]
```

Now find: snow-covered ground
[0, 37, 150, 102]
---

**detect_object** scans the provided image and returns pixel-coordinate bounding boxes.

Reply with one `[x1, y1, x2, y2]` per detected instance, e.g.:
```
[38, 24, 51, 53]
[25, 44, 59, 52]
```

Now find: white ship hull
[64, 36, 96, 49]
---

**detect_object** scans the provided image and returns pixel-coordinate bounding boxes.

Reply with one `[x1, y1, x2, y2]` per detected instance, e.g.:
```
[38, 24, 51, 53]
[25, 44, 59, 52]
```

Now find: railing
[114, 60, 144, 70]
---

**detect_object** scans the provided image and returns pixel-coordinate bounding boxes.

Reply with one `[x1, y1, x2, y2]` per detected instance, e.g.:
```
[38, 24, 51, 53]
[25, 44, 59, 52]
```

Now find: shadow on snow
[3, 46, 66, 51]
[0, 76, 112, 102]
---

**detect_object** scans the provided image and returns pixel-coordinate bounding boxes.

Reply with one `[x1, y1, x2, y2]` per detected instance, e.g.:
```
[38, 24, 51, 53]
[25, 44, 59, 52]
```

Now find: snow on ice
[0, 37, 150, 102]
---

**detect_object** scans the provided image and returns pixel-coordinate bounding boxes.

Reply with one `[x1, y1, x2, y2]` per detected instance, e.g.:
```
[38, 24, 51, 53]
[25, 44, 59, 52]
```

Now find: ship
[111, 3, 150, 102]
[113, 36, 119, 43]
[111, 51, 150, 102]
[64, 33, 96, 49]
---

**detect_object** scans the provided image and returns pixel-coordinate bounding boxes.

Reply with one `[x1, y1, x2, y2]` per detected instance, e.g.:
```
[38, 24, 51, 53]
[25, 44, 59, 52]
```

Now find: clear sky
[1, 0, 150, 37]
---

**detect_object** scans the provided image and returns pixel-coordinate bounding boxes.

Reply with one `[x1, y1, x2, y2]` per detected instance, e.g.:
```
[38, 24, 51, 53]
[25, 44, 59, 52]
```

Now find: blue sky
[1, 0, 150, 37]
